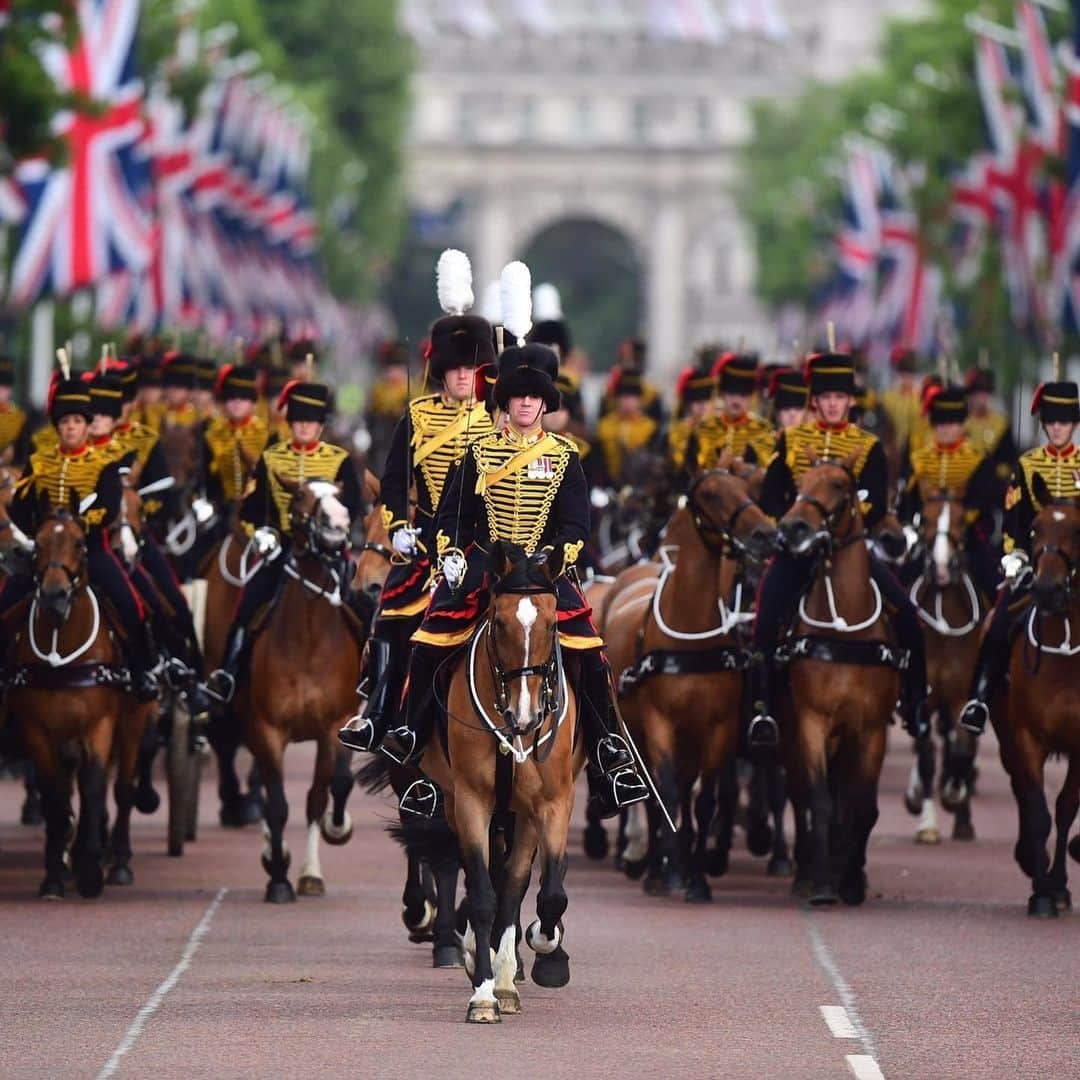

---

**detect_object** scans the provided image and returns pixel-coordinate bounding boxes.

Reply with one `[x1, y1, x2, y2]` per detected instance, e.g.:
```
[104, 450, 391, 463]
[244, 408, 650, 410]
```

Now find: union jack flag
[8, 0, 151, 307]
[1015, 1, 1061, 154]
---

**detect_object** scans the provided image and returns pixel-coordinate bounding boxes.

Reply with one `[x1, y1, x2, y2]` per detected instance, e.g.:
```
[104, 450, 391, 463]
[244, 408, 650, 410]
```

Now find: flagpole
[29, 300, 54, 408]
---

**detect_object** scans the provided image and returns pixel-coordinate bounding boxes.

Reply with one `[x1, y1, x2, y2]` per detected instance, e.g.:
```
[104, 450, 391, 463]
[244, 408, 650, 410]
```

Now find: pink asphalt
[0, 731, 1075, 1080]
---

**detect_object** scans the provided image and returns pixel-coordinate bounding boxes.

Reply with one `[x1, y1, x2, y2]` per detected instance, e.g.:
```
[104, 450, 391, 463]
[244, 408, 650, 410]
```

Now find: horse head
[780, 448, 862, 557]
[1029, 477, 1080, 614]
[33, 495, 89, 623]
[919, 491, 968, 588]
[353, 469, 393, 600]
[284, 476, 351, 555]
[686, 450, 777, 560]
[487, 541, 561, 735]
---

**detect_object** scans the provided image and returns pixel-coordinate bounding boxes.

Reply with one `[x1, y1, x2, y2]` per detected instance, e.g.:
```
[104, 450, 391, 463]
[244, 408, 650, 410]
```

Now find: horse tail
[354, 754, 393, 795]
[388, 814, 459, 870]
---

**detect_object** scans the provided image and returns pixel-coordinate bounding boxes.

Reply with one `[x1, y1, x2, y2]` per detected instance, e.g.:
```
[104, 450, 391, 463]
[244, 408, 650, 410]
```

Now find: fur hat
[277, 381, 330, 423]
[494, 344, 560, 413]
[767, 367, 809, 413]
[805, 352, 856, 397]
[0, 354, 15, 388]
[161, 352, 197, 390]
[85, 372, 124, 419]
[1031, 381, 1080, 424]
[49, 378, 94, 424]
[215, 364, 258, 402]
[713, 352, 759, 395]
[923, 383, 968, 425]
[676, 365, 715, 404]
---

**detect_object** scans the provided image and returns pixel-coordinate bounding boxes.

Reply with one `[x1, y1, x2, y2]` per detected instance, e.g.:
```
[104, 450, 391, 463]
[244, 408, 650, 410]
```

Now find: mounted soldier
[766, 366, 809, 432]
[205, 376, 368, 703]
[339, 248, 497, 753]
[898, 383, 1000, 598]
[959, 373, 1080, 735]
[594, 368, 663, 488]
[599, 337, 665, 425]
[667, 354, 717, 472]
[747, 351, 929, 748]
[1, 371, 158, 702]
[528, 283, 588, 440]
[0, 353, 31, 466]
[365, 340, 413, 472]
[133, 348, 165, 433]
[684, 352, 775, 472]
[964, 364, 1018, 504]
[379, 262, 649, 820]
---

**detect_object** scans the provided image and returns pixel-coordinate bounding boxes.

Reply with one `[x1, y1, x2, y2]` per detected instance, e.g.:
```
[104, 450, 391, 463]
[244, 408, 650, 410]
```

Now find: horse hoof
[106, 863, 134, 887]
[320, 811, 353, 847]
[265, 880, 296, 904]
[494, 988, 521, 1014]
[531, 946, 570, 988]
[684, 880, 712, 904]
[38, 878, 65, 900]
[621, 857, 647, 881]
[915, 827, 941, 845]
[1027, 894, 1058, 919]
[952, 820, 976, 842]
[746, 820, 773, 857]
[134, 785, 161, 815]
[433, 944, 463, 969]
[839, 872, 868, 907]
[705, 848, 730, 878]
[583, 823, 610, 861]
[642, 873, 671, 897]
[465, 1000, 500, 1024]
[297, 875, 325, 897]
[76, 863, 105, 899]
[808, 884, 838, 907]
[1068, 835, 1080, 864]
[20, 794, 44, 827]
[767, 856, 794, 878]
[1052, 889, 1072, 912]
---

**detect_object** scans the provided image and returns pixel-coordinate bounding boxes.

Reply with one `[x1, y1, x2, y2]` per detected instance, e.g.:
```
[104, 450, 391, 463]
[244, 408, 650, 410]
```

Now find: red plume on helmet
[606, 365, 624, 396]
[711, 352, 738, 379]
[768, 367, 792, 398]
[214, 363, 235, 398]
[921, 384, 944, 417]
[474, 363, 495, 403]
[1030, 383, 1046, 415]
[45, 370, 61, 414]
[676, 366, 694, 400]
[276, 379, 302, 413]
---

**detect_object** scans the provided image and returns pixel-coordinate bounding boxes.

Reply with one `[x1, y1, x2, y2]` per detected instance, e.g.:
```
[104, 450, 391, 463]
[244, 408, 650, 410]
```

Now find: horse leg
[298, 736, 337, 897]
[766, 763, 793, 877]
[492, 818, 537, 1013]
[800, 714, 836, 906]
[1010, 734, 1054, 918]
[430, 823, 464, 968]
[583, 798, 610, 861]
[23, 733, 69, 899]
[528, 803, 573, 991]
[214, 732, 250, 827]
[133, 718, 161, 815]
[107, 705, 144, 887]
[20, 761, 43, 826]
[746, 762, 774, 857]
[1047, 756, 1079, 913]
[619, 803, 648, 879]
[707, 756, 738, 878]
[402, 854, 435, 943]
[322, 748, 354, 843]
[642, 750, 682, 896]
[945, 722, 977, 841]
[458, 789, 499, 1023]
[686, 775, 716, 903]
[252, 728, 293, 903]
[74, 717, 115, 899]
[838, 728, 885, 907]
[913, 729, 939, 845]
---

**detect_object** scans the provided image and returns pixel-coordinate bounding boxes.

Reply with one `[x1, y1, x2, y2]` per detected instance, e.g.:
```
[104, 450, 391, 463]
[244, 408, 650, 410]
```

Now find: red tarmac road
[0, 731, 1075, 1080]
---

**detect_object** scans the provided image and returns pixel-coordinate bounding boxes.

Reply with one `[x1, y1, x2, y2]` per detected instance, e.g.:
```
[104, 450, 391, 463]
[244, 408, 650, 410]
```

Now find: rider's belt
[777, 635, 909, 670]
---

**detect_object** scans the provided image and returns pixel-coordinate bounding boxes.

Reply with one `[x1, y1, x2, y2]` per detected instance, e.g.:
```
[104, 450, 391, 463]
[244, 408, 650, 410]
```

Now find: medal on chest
[526, 455, 555, 481]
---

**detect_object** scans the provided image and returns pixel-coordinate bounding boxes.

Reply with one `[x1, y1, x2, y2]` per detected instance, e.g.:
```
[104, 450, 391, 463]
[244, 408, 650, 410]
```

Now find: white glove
[442, 551, 467, 590]
[902, 524, 919, 555]
[590, 487, 611, 510]
[119, 524, 140, 564]
[192, 496, 216, 526]
[392, 527, 420, 556]
[1001, 550, 1031, 590]
[253, 527, 281, 559]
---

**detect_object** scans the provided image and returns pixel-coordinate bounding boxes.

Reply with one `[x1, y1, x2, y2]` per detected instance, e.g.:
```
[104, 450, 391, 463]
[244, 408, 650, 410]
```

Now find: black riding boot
[747, 651, 779, 749]
[959, 591, 1014, 734]
[381, 644, 443, 768]
[339, 636, 396, 751]
[205, 625, 249, 705]
[128, 624, 160, 704]
[581, 656, 649, 819]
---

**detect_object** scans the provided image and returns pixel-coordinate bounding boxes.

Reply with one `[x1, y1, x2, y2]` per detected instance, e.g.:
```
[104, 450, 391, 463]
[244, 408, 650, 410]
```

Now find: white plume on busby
[436, 248, 474, 317]
[500, 260, 532, 346]
[480, 279, 502, 324]
[532, 282, 563, 322]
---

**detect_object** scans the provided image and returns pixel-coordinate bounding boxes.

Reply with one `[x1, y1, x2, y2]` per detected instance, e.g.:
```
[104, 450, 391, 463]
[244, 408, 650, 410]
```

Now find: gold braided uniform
[113, 421, 159, 471]
[134, 400, 166, 432]
[32, 425, 59, 454]
[667, 417, 696, 470]
[161, 403, 201, 429]
[0, 404, 28, 458]
[369, 379, 410, 420]
[692, 412, 775, 467]
[905, 439, 987, 501]
[255, 440, 352, 533]
[204, 414, 271, 505]
[595, 412, 659, 484]
[881, 387, 923, 448]
[965, 412, 1009, 458]
[1004, 444, 1080, 554]
[781, 420, 878, 481]
[17, 444, 114, 526]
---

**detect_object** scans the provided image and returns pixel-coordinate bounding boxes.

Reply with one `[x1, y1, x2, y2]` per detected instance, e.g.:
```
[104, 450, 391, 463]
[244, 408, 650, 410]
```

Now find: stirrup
[610, 766, 649, 808]
[748, 712, 779, 749]
[959, 699, 989, 735]
[204, 670, 236, 705]
[399, 779, 441, 819]
[595, 734, 634, 775]
[380, 725, 418, 766]
[338, 714, 378, 752]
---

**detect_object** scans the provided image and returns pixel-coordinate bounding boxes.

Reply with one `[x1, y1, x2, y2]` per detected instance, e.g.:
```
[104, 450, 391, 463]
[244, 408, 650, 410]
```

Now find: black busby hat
[607, 368, 645, 398]
[85, 371, 125, 419]
[805, 352, 856, 397]
[377, 341, 410, 367]
[117, 359, 139, 403]
[428, 249, 496, 381]
[0, 354, 15, 388]
[713, 352, 759, 395]
[215, 364, 258, 402]
[965, 367, 996, 394]
[923, 383, 968, 425]
[890, 346, 920, 375]
[161, 352, 197, 390]
[49, 378, 94, 425]
[767, 367, 809, 413]
[617, 337, 647, 373]
[138, 350, 163, 389]
[676, 365, 715, 404]
[494, 344, 560, 413]
[1031, 381, 1080, 424]
[277, 380, 330, 424]
[195, 357, 218, 391]
[528, 282, 572, 358]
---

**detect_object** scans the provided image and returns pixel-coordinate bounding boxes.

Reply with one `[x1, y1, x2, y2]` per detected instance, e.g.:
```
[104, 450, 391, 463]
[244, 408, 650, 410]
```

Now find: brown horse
[237, 478, 363, 902]
[779, 453, 901, 906]
[904, 494, 985, 844]
[352, 468, 394, 600]
[7, 502, 151, 898]
[418, 544, 581, 1022]
[995, 492, 1080, 917]
[603, 462, 777, 899]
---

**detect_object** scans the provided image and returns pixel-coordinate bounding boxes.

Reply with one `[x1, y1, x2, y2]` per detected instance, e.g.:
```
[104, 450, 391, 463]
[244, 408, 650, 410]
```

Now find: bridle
[33, 513, 87, 622]
[686, 468, 759, 559]
[788, 461, 864, 555]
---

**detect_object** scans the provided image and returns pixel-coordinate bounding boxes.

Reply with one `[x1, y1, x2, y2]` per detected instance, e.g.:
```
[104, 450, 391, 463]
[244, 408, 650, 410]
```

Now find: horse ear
[1031, 470, 1052, 508]
[274, 470, 300, 495]
[535, 546, 563, 580]
[803, 445, 818, 467]
[489, 539, 511, 577]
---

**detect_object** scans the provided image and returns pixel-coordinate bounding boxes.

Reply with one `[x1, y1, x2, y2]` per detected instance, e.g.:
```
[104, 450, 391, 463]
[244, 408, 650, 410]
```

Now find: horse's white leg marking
[463, 923, 477, 978]
[623, 802, 648, 863]
[320, 806, 352, 842]
[905, 761, 922, 810]
[493, 925, 517, 995]
[300, 820, 322, 882]
[525, 920, 562, 955]
[916, 797, 940, 843]
[515, 596, 538, 731]
[469, 978, 497, 1006]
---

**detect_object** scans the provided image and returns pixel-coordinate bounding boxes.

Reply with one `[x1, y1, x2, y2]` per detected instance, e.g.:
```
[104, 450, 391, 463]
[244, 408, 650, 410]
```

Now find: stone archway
[517, 217, 644, 372]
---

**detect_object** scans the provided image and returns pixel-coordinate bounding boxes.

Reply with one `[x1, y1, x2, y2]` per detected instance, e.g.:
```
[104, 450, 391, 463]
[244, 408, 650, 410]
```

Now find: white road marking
[820, 1005, 858, 1039]
[97, 888, 227, 1079]
[846, 1054, 886, 1080]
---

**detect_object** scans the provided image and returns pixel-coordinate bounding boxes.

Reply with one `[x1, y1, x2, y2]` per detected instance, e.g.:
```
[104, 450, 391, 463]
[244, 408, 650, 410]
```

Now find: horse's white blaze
[310, 481, 350, 533]
[469, 978, 496, 1006]
[623, 802, 648, 863]
[932, 502, 952, 585]
[53, 524, 64, 534]
[1053, 510, 1066, 522]
[515, 596, 538, 731]
[300, 820, 322, 882]
[493, 925, 517, 993]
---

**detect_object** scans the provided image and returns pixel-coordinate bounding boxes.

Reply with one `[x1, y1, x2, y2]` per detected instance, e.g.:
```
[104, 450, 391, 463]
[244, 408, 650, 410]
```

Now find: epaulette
[548, 432, 580, 454]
